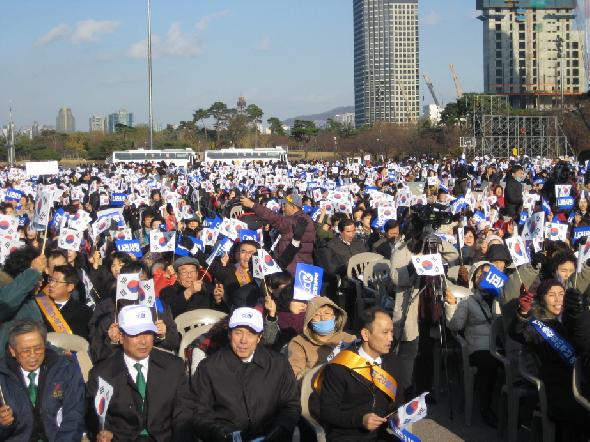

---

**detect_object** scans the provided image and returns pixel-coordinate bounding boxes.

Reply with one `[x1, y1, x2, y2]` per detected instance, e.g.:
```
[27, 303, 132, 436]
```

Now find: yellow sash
[313, 349, 397, 401]
[35, 294, 72, 334]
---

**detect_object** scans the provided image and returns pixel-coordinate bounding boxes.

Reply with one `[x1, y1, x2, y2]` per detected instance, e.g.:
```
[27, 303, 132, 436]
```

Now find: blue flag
[293, 263, 324, 301]
[473, 211, 486, 224]
[573, 226, 590, 244]
[542, 198, 552, 215]
[239, 229, 258, 242]
[205, 237, 233, 266]
[519, 211, 529, 225]
[115, 239, 143, 258]
[110, 193, 127, 207]
[557, 196, 574, 210]
[4, 188, 23, 202]
[188, 236, 205, 253]
[478, 265, 508, 297]
[203, 216, 222, 229]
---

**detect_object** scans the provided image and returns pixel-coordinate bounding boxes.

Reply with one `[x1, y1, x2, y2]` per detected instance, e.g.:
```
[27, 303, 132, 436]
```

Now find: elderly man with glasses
[0, 319, 86, 441]
[159, 257, 225, 318]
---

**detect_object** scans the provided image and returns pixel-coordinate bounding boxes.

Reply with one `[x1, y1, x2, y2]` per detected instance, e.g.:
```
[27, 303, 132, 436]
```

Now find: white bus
[203, 147, 288, 164]
[110, 148, 196, 167]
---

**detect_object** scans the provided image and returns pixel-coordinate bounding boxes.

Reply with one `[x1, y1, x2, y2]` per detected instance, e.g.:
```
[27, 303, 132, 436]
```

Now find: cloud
[128, 23, 202, 59]
[72, 20, 119, 42]
[256, 36, 271, 51]
[195, 9, 230, 32]
[423, 10, 441, 26]
[36, 24, 69, 46]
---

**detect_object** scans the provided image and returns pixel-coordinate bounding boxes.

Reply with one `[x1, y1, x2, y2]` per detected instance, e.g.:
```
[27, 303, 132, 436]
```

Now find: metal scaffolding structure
[462, 94, 573, 158]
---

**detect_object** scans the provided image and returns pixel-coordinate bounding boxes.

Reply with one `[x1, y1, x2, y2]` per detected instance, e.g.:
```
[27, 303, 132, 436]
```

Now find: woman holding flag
[510, 279, 590, 441]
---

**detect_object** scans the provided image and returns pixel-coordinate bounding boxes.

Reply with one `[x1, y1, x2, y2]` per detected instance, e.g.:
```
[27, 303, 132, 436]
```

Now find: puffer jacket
[0, 269, 43, 357]
[287, 297, 356, 379]
[504, 174, 523, 218]
[252, 204, 315, 274]
[445, 289, 497, 354]
[0, 349, 85, 442]
[390, 240, 459, 342]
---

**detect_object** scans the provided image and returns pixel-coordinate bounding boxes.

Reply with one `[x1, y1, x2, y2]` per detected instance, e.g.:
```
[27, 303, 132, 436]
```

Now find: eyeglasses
[178, 270, 197, 276]
[16, 346, 44, 356]
[48, 278, 68, 285]
[312, 310, 335, 321]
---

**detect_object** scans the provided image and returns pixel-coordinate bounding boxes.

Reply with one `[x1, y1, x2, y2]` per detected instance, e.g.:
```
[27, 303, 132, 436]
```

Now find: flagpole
[41, 222, 49, 255]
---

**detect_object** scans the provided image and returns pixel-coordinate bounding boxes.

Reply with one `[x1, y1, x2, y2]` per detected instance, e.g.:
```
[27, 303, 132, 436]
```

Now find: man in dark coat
[504, 165, 525, 219]
[191, 307, 300, 441]
[0, 319, 85, 441]
[40, 265, 92, 340]
[371, 220, 401, 260]
[320, 219, 368, 277]
[86, 304, 194, 441]
[240, 193, 315, 274]
[315, 307, 406, 442]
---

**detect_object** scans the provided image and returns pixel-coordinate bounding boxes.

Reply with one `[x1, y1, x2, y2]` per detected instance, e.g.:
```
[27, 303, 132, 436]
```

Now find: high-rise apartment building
[353, 0, 419, 127]
[477, 0, 586, 109]
[108, 109, 134, 133]
[56, 108, 75, 133]
[89, 115, 107, 133]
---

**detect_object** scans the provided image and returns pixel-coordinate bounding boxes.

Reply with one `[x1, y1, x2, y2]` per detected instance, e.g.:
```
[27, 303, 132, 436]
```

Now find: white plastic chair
[178, 323, 214, 359]
[174, 309, 227, 336]
[300, 364, 326, 442]
[229, 206, 244, 219]
[47, 332, 92, 382]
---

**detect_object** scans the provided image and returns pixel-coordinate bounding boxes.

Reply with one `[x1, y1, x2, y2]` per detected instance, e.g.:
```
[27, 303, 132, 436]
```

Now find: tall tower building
[89, 115, 107, 133]
[56, 108, 75, 133]
[477, 0, 586, 109]
[108, 109, 134, 133]
[353, 0, 419, 127]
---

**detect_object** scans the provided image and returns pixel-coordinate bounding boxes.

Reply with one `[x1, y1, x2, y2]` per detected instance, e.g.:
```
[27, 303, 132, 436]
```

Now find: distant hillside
[283, 106, 354, 126]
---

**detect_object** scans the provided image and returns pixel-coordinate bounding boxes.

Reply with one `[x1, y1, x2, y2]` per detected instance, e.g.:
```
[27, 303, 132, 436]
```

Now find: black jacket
[42, 298, 92, 341]
[509, 308, 588, 422]
[316, 348, 406, 442]
[504, 175, 524, 218]
[191, 345, 300, 441]
[86, 348, 194, 442]
[159, 281, 224, 318]
[319, 237, 368, 277]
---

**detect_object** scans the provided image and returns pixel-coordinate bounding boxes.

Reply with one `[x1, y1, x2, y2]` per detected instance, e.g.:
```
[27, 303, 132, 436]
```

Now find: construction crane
[422, 73, 441, 107]
[449, 64, 464, 100]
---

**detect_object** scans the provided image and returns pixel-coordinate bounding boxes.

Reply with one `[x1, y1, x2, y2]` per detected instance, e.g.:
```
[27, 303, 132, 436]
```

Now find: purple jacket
[253, 203, 316, 274]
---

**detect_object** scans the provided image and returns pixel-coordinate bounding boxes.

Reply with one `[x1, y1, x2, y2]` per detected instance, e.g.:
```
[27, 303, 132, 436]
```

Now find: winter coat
[0, 349, 85, 442]
[86, 348, 194, 442]
[390, 240, 459, 342]
[509, 306, 588, 423]
[0, 269, 43, 357]
[320, 236, 368, 277]
[445, 289, 497, 354]
[504, 175, 524, 218]
[191, 345, 301, 441]
[316, 344, 407, 442]
[160, 281, 224, 318]
[252, 203, 315, 274]
[287, 297, 356, 379]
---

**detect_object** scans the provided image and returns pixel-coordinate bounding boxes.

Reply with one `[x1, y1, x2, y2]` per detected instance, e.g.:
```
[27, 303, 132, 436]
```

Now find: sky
[0, 0, 483, 129]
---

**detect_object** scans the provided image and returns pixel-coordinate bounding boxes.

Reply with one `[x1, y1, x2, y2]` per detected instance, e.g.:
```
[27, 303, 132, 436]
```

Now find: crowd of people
[0, 154, 588, 441]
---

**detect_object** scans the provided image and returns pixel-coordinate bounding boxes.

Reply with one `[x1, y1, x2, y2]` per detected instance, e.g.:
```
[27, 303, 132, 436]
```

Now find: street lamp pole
[147, 0, 154, 150]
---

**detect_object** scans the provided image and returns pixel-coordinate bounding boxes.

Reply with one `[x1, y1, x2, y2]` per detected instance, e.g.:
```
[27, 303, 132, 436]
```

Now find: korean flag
[411, 254, 444, 276]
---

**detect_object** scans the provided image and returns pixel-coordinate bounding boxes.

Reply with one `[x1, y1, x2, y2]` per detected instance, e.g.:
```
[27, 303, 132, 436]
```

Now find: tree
[246, 104, 264, 147]
[267, 117, 285, 136]
[192, 108, 210, 144]
[208, 102, 230, 145]
[290, 120, 318, 145]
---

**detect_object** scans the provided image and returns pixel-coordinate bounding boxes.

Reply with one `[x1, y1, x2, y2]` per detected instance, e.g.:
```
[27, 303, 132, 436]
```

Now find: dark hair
[331, 212, 348, 226]
[358, 306, 389, 332]
[383, 219, 400, 232]
[338, 218, 355, 233]
[3, 246, 40, 279]
[8, 319, 47, 349]
[361, 210, 373, 220]
[120, 262, 150, 278]
[266, 271, 293, 291]
[110, 251, 133, 268]
[239, 240, 260, 251]
[541, 251, 576, 280]
[536, 279, 563, 308]
[47, 250, 68, 262]
[53, 265, 80, 286]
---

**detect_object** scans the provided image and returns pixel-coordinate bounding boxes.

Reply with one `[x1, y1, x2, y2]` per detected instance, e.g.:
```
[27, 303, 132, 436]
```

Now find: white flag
[258, 249, 283, 276]
[397, 392, 429, 430]
[57, 228, 83, 252]
[522, 212, 545, 241]
[95, 377, 114, 429]
[149, 231, 176, 253]
[116, 273, 141, 303]
[505, 236, 530, 267]
[0, 215, 19, 237]
[33, 189, 54, 229]
[411, 254, 444, 276]
[251, 255, 263, 279]
[578, 241, 590, 272]
[201, 228, 219, 247]
[138, 279, 156, 308]
[546, 223, 568, 242]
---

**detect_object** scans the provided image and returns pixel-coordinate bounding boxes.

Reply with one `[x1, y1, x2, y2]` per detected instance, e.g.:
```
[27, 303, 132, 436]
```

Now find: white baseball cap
[118, 305, 157, 336]
[228, 307, 263, 333]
